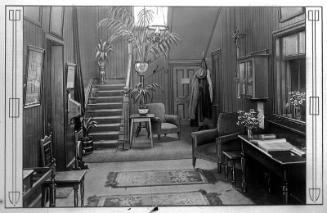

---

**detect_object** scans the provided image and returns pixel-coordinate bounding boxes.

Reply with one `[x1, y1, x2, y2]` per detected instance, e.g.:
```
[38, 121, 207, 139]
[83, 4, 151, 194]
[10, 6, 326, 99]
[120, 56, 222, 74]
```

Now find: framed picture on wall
[279, 7, 305, 23]
[24, 45, 45, 108]
[66, 62, 76, 90]
[49, 6, 65, 38]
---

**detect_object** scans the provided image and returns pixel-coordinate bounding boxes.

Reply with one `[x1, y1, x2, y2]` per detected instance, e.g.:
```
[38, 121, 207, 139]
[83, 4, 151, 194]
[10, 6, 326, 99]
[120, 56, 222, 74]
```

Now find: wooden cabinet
[236, 51, 269, 99]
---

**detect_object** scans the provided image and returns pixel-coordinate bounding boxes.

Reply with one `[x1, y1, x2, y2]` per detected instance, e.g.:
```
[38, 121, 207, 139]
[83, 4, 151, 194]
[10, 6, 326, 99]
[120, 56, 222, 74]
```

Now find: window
[273, 28, 306, 122]
[134, 7, 168, 28]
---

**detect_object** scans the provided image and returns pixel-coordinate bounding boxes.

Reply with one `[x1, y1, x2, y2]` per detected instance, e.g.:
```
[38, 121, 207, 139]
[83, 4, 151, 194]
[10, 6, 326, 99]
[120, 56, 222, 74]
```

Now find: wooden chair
[40, 131, 87, 207]
[191, 112, 242, 174]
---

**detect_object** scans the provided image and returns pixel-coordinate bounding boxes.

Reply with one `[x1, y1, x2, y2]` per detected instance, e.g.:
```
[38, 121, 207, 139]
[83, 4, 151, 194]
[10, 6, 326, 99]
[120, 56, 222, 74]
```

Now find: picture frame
[49, 6, 65, 38]
[24, 45, 45, 108]
[279, 7, 305, 23]
[66, 62, 76, 90]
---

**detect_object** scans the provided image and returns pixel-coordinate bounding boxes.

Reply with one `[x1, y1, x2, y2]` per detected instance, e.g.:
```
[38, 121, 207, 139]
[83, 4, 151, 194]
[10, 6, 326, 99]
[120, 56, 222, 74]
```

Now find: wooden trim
[66, 157, 75, 169]
[168, 59, 202, 66]
[45, 33, 64, 46]
[49, 6, 65, 40]
[23, 6, 42, 28]
[204, 8, 222, 58]
[272, 21, 305, 37]
[278, 7, 305, 23]
[268, 114, 306, 136]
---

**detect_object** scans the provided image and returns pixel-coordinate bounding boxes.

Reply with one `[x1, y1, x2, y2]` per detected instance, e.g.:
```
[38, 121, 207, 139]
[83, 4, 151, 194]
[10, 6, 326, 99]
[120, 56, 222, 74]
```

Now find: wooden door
[172, 64, 200, 124]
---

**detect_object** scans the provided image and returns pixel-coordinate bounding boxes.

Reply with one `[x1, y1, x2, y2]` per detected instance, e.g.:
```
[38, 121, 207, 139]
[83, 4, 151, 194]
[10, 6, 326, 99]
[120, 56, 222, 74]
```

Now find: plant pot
[138, 108, 149, 115]
[82, 137, 94, 155]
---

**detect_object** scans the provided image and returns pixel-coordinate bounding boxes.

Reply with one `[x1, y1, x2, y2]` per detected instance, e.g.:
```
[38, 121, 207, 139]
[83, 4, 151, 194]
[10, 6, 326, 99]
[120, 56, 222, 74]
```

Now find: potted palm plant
[81, 115, 97, 154]
[96, 40, 112, 84]
[129, 82, 159, 114]
[98, 7, 180, 70]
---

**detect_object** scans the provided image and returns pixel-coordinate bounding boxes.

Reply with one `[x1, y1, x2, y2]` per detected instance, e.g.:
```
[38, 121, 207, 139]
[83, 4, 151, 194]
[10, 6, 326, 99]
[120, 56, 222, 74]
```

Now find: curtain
[72, 6, 85, 115]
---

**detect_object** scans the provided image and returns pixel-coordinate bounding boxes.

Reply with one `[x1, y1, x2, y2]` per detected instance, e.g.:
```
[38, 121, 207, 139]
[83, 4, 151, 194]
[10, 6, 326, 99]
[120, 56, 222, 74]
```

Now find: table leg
[129, 119, 134, 148]
[282, 170, 288, 204]
[80, 178, 85, 207]
[148, 119, 153, 148]
[241, 153, 247, 192]
[73, 184, 79, 207]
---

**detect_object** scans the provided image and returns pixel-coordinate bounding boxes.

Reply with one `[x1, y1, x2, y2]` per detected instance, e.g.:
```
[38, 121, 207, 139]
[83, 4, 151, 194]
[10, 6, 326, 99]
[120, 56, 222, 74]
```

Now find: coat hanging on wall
[189, 59, 213, 123]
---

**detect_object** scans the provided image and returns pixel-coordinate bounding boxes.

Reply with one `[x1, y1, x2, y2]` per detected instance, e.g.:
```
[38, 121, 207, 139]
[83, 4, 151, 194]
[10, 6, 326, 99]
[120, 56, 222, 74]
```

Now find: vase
[98, 62, 106, 84]
[247, 128, 253, 140]
[135, 62, 149, 75]
[293, 106, 302, 120]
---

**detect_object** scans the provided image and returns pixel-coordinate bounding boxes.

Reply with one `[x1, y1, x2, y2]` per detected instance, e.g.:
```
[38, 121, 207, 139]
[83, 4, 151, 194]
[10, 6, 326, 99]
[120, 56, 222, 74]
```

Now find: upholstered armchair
[191, 112, 242, 173]
[146, 103, 181, 140]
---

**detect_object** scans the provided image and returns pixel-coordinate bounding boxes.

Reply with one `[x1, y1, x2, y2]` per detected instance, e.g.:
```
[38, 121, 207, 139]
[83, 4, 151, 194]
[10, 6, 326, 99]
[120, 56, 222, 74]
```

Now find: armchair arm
[191, 128, 218, 147]
[164, 114, 180, 126]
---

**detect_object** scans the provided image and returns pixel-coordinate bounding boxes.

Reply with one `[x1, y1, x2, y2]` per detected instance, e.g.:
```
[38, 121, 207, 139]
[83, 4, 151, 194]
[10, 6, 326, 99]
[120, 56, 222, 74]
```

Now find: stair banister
[121, 43, 132, 149]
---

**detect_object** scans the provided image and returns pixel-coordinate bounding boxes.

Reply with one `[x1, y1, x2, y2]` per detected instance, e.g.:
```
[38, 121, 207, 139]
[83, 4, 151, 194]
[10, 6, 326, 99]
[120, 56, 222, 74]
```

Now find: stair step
[94, 140, 122, 149]
[87, 109, 122, 116]
[91, 123, 121, 132]
[89, 131, 120, 140]
[94, 84, 125, 90]
[93, 90, 124, 97]
[88, 96, 123, 103]
[87, 102, 122, 109]
[92, 115, 122, 124]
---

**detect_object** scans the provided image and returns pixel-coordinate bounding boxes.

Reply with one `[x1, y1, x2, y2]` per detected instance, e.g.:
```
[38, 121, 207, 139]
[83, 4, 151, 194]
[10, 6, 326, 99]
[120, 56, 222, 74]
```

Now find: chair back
[74, 129, 84, 169]
[217, 112, 240, 136]
[40, 134, 54, 167]
[146, 103, 165, 121]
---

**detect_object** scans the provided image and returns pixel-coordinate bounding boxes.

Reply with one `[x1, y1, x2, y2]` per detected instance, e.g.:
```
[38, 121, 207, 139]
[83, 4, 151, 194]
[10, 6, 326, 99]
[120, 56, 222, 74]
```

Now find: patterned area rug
[87, 190, 223, 207]
[105, 169, 214, 187]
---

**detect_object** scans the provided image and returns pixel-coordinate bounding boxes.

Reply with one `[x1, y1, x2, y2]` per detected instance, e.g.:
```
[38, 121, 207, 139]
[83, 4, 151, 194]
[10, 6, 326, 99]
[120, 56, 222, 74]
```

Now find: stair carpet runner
[87, 80, 125, 149]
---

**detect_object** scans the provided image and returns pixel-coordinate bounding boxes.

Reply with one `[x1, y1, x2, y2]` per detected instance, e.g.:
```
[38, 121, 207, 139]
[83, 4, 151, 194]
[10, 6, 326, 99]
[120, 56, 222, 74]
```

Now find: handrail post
[121, 43, 132, 149]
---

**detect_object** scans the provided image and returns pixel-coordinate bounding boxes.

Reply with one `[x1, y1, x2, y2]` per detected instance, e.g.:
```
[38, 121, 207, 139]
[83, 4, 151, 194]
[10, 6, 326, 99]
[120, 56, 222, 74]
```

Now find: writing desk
[238, 135, 306, 204]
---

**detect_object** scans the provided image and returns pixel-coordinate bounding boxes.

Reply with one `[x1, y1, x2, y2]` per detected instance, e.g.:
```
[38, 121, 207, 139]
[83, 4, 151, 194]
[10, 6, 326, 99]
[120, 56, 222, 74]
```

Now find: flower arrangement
[236, 109, 260, 130]
[288, 91, 306, 107]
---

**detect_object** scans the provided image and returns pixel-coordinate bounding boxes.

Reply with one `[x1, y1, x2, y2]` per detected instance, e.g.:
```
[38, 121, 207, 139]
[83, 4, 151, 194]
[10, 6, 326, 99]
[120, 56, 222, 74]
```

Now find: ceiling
[168, 7, 220, 61]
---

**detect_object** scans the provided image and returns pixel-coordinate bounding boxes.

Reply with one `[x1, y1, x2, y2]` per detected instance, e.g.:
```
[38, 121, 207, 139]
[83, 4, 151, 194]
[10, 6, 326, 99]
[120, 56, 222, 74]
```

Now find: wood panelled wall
[23, 18, 44, 168]
[96, 7, 128, 80]
[206, 7, 305, 115]
[23, 6, 82, 168]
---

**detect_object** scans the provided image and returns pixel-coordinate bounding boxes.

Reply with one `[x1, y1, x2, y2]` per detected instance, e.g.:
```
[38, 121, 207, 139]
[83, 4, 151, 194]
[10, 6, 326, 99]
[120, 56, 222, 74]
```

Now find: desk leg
[282, 170, 288, 204]
[148, 119, 153, 148]
[241, 154, 247, 192]
[129, 119, 134, 148]
[80, 178, 85, 207]
[73, 184, 79, 207]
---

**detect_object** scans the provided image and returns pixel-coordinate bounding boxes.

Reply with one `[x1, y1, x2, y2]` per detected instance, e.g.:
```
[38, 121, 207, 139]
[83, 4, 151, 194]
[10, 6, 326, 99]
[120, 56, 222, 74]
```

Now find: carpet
[105, 169, 212, 187]
[87, 190, 223, 207]
[56, 187, 73, 198]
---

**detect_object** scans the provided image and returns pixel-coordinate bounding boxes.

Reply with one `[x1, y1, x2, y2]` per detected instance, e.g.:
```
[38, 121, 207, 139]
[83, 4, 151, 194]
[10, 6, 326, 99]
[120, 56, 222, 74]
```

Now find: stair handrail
[121, 43, 132, 149]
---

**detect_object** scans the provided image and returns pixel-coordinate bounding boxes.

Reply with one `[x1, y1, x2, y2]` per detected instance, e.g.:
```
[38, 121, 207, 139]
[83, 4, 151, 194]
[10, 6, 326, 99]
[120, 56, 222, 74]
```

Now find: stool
[222, 151, 241, 185]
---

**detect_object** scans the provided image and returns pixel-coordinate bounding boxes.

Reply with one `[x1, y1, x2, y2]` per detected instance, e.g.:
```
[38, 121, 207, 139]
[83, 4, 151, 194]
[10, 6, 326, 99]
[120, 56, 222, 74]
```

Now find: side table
[130, 114, 154, 148]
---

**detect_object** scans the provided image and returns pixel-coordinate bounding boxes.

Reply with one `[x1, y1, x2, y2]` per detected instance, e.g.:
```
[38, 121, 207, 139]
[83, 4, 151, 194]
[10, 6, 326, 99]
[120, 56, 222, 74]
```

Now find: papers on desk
[251, 138, 306, 157]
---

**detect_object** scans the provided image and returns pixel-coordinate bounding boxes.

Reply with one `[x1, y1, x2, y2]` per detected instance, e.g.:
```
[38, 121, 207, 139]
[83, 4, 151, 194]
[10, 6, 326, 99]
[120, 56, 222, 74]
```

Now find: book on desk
[250, 134, 306, 160]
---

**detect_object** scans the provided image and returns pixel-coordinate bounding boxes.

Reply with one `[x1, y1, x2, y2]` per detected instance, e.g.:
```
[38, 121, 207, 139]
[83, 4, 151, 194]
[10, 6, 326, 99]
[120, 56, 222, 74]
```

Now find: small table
[238, 135, 306, 204]
[130, 114, 154, 148]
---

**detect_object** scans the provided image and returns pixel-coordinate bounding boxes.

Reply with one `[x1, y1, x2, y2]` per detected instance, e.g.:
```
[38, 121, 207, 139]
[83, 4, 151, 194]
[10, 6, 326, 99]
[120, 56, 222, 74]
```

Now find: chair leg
[192, 157, 196, 168]
[73, 184, 79, 207]
[232, 160, 236, 185]
[225, 162, 229, 180]
[217, 162, 222, 173]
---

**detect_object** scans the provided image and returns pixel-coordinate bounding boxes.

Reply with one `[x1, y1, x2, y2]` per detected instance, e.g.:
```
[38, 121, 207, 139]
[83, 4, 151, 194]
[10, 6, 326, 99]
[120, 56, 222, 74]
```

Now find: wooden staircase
[87, 80, 125, 149]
